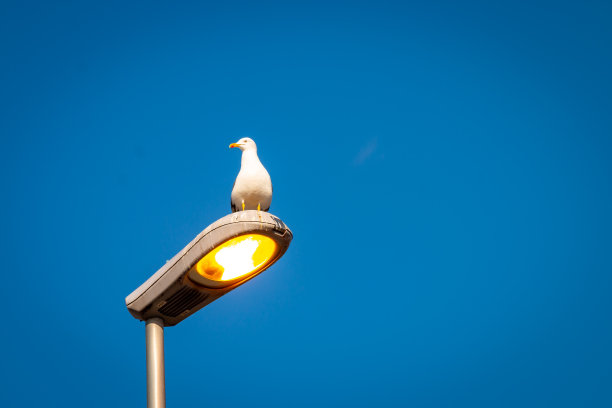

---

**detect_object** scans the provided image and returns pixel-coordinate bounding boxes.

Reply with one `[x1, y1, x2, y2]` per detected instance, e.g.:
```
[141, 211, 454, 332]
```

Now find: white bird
[229, 137, 272, 212]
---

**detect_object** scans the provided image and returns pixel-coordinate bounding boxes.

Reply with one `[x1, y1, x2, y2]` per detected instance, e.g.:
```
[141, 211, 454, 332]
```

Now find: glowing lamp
[189, 234, 279, 287]
[126, 211, 292, 327]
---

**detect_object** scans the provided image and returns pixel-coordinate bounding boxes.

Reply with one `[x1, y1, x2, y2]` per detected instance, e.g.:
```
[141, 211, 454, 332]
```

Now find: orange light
[189, 234, 279, 287]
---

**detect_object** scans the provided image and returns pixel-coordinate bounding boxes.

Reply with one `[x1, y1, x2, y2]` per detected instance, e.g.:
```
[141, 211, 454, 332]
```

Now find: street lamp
[126, 211, 293, 408]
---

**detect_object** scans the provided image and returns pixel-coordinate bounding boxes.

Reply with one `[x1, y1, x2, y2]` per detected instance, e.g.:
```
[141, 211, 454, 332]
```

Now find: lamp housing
[125, 211, 292, 326]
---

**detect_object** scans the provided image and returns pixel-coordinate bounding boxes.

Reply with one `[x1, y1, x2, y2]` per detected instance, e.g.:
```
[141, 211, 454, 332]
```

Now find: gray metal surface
[146, 318, 165, 408]
[126, 211, 292, 326]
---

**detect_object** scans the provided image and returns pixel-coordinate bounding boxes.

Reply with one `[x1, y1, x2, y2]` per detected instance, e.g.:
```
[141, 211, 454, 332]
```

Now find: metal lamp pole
[146, 318, 165, 408]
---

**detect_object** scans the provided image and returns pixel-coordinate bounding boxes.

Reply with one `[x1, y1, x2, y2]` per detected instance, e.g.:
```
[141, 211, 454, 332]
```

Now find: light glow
[192, 234, 278, 284]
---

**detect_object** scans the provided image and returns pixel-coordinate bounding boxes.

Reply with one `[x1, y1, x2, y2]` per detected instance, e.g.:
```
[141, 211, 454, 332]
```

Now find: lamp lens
[194, 234, 278, 283]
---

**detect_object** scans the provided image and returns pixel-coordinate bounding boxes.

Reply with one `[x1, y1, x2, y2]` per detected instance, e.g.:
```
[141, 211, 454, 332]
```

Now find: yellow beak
[229, 143, 240, 148]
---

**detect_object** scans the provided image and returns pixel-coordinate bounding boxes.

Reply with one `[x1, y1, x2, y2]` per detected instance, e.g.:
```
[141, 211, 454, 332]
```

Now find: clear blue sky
[2, 1, 611, 407]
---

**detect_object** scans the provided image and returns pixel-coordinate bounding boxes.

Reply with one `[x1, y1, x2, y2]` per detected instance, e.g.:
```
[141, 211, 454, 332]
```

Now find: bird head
[229, 137, 257, 152]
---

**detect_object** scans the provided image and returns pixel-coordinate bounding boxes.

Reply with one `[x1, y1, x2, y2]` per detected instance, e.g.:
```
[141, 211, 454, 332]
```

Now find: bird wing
[265, 181, 272, 211]
[230, 177, 238, 212]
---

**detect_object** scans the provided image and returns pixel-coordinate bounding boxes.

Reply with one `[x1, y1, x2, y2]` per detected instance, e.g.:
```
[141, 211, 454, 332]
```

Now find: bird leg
[242, 200, 245, 211]
[257, 203, 262, 220]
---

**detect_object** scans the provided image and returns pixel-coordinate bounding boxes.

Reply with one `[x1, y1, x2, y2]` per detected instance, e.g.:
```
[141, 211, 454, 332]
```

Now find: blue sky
[2, 1, 611, 407]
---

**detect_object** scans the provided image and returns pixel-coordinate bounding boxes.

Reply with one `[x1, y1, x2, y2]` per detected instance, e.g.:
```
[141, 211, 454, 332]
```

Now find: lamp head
[126, 211, 292, 326]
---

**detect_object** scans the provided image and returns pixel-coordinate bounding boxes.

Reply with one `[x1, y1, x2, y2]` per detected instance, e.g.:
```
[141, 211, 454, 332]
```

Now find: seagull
[229, 137, 272, 212]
